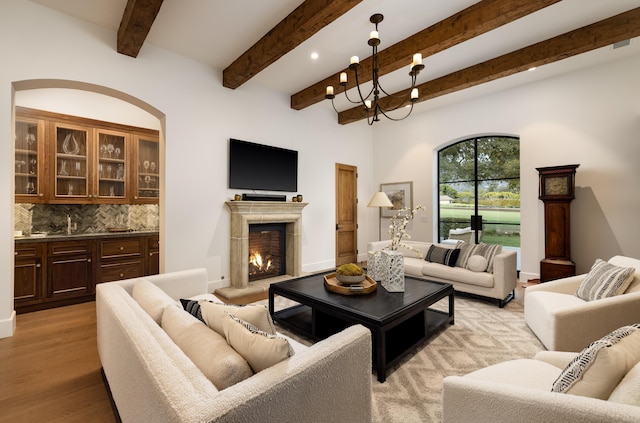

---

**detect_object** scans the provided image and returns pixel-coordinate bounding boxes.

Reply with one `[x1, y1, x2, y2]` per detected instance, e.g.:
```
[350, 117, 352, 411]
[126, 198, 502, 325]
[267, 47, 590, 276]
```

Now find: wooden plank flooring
[0, 302, 115, 423]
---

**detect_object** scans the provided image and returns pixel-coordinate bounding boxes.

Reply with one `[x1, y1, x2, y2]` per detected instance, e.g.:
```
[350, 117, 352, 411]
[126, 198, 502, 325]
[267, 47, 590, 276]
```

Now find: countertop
[14, 230, 159, 243]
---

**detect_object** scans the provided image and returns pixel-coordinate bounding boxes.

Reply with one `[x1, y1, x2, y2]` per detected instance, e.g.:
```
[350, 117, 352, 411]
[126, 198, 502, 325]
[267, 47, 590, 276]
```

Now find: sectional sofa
[96, 268, 372, 422]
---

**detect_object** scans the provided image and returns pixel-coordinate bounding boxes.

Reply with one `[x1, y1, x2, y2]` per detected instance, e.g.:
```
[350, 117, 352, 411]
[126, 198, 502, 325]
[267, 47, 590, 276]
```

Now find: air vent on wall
[612, 39, 631, 49]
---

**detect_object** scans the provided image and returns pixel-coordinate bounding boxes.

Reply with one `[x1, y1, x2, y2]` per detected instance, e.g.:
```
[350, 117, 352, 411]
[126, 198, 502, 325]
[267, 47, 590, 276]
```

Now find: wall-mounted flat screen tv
[228, 138, 298, 192]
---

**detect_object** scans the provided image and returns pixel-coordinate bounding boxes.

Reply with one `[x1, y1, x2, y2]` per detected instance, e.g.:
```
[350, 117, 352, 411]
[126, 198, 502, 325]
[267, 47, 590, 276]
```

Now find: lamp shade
[367, 191, 393, 208]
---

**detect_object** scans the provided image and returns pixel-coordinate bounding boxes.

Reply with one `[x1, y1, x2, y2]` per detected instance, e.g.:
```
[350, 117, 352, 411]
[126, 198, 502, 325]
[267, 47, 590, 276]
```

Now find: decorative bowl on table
[335, 263, 366, 285]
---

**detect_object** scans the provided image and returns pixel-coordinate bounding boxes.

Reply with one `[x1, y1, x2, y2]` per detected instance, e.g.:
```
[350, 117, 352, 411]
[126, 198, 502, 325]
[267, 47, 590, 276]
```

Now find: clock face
[544, 176, 569, 196]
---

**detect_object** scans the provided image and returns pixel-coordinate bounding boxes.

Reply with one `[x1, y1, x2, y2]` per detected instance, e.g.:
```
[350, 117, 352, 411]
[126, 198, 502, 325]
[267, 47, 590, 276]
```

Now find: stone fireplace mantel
[225, 201, 307, 289]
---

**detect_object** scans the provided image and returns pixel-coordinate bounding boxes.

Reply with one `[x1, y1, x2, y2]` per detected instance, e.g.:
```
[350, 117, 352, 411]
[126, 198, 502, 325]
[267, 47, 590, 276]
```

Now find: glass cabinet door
[135, 135, 159, 203]
[52, 123, 90, 201]
[96, 130, 128, 201]
[15, 117, 45, 202]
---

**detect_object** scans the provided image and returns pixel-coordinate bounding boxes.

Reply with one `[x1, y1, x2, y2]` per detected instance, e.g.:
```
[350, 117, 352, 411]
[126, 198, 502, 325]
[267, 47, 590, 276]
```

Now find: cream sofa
[442, 349, 640, 422]
[524, 255, 640, 351]
[96, 268, 372, 423]
[367, 240, 517, 306]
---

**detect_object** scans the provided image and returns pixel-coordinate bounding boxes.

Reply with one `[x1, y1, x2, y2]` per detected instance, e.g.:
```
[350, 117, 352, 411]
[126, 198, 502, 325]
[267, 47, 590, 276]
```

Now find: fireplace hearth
[225, 200, 308, 289]
[248, 223, 286, 282]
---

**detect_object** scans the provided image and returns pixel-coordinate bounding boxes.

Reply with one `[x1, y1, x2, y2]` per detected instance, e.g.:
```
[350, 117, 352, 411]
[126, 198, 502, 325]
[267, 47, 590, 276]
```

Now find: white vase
[381, 250, 404, 292]
[367, 251, 383, 281]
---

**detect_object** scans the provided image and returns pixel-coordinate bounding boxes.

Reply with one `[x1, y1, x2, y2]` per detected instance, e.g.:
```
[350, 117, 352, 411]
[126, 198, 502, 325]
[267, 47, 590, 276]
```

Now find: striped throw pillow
[425, 245, 460, 267]
[576, 259, 635, 301]
[455, 241, 478, 269]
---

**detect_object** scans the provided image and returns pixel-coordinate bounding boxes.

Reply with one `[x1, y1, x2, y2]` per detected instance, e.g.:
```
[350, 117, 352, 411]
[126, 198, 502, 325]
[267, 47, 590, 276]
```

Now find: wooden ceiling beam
[291, 0, 561, 111]
[223, 0, 362, 90]
[337, 8, 640, 125]
[117, 0, 165, 57]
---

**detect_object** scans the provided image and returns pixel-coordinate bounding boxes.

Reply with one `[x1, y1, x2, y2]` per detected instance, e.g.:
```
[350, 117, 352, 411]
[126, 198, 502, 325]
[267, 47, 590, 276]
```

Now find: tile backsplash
[15, 203, 159, 235]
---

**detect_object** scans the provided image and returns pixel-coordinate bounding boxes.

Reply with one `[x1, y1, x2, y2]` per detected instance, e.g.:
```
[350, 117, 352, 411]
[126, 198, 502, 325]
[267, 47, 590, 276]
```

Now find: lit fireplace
[248, 223, 285, 282]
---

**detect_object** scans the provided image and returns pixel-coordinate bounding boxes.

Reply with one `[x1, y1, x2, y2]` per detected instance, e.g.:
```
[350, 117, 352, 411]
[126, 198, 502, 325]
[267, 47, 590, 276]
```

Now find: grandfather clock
[537, 164, 579, 282]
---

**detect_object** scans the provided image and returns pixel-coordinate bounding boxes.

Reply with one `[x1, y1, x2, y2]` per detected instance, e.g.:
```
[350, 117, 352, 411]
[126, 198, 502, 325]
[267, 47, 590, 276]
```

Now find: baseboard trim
[0, 310, 16, 339]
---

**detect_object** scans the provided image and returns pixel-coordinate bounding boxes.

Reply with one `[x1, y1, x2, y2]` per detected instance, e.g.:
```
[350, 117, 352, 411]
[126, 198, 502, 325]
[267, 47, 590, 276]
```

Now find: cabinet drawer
[48, 240, 93, 256]
[100, 238, 143, 259]
[99, 259, 145, 283]
[15, 243, 42, 259]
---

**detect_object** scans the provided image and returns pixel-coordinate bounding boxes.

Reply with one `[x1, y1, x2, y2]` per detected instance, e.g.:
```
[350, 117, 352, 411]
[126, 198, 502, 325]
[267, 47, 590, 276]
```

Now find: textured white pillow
[608, 362, 640, 405]
[576, 259, 635, 301]
[199, 301, 276, 335]
[466, 255, 488, 272]
[223, 313, 294, 373]
[551, 324, 640, 399]
[161, 305, 252, 389]
[132, 279, 175, 324]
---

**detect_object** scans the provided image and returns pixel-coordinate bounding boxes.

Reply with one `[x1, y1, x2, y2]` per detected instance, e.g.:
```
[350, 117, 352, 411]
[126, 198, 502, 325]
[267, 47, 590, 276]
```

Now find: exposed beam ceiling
[222, 0, 363, 89]
[337, 7, 640, 125]
[290, 0, 562, 111]
[117, 0, 165, 58]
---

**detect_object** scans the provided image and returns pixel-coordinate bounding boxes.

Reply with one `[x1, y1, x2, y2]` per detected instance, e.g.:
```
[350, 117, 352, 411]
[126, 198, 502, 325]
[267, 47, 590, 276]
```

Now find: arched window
[437, 136, 520, 263]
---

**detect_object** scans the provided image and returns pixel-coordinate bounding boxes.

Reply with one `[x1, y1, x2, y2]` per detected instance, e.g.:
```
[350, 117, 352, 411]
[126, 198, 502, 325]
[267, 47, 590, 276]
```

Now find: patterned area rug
[262, 295, 544, 423]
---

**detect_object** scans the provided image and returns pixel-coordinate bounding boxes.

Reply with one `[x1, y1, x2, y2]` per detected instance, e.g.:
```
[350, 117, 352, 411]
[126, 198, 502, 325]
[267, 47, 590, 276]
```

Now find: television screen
[228, 138, 298, 192]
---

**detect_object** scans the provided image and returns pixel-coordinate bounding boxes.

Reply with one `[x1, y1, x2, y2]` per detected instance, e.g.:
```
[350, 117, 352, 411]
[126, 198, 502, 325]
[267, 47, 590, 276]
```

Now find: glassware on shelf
[99, 163, 103, 178]
[143, 160, 150, 173]
[100, 144, 107, 157]
[75, 162, 81, 176]
[26, 182, 35, 194]
[16, 160, 25, 173]
[59, 160, 68, 176]
[116, 164, 125, 180]
[150, 162, 156, 173]
[62, 133, 80, 155]
[110, 185, 115, 197]
[26, 133, 36, 150]
[106, 164, 113, 179]
[115, 147, 121, 159]
[68, 183, 74, 196]
[144, 175, 151, 187]
[107, 143, 115, 158]
[29, 159, 37, 174]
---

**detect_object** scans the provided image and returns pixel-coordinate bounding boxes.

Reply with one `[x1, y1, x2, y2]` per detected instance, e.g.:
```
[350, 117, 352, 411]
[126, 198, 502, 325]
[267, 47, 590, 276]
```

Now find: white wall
[373, 53, 640, 282]
[0, 0, 375, 338]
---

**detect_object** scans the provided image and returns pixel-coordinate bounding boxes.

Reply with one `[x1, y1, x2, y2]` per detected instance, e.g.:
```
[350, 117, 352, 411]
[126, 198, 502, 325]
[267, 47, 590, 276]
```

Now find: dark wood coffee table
[268, 273, 454, 382]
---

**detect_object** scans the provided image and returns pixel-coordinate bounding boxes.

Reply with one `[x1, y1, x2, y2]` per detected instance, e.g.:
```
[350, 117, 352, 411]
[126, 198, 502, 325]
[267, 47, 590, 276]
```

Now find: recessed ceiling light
[310, 52, 319, 60]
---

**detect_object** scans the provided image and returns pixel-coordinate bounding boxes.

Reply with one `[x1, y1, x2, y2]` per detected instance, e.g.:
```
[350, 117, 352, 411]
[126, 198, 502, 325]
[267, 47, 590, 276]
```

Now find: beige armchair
[524, 255, 640, 352]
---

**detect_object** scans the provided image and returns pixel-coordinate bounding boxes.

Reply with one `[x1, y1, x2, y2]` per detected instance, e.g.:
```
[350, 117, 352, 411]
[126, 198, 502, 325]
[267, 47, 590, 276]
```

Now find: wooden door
[335, 163, 358, 266]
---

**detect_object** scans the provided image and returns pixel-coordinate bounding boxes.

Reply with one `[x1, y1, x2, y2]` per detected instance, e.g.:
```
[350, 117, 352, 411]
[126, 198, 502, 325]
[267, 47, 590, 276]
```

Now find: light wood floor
[0, 302, 115, 423]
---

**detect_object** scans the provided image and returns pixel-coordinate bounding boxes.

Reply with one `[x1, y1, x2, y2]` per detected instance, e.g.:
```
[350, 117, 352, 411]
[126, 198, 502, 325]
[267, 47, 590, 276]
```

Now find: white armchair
[442, 350, 640, 423]
[524, 255, 640, 352]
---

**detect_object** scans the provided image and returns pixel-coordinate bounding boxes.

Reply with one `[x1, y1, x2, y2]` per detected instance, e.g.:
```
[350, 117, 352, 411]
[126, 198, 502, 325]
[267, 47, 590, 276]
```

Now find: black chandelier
[325, 13, 424, 125]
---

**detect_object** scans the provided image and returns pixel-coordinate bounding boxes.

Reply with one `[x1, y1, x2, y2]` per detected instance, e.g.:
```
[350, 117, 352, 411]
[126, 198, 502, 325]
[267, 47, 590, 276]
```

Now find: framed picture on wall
[380, 181, 413, 218]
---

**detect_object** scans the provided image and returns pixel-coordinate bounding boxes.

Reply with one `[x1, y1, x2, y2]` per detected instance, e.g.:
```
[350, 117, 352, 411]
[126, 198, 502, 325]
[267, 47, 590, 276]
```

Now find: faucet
[67, 215, 72, 235]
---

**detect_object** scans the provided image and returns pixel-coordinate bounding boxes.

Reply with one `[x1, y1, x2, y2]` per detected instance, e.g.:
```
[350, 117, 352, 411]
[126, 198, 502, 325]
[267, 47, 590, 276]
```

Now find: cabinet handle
[87, 258, 92, 263]
[36, 263, 41, 268]
[39, 193, 44, 197]
[15, 252, 18, 256]
[120, 246, 124, 251]
[119, 273, 124, 278]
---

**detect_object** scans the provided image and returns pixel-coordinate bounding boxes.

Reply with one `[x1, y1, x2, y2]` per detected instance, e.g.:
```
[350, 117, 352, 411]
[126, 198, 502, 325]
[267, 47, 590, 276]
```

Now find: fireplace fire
[248, 223, 286, 282]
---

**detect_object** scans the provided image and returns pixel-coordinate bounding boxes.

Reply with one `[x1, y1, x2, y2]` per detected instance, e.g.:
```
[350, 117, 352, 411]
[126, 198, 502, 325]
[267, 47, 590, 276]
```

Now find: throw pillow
[223, 313, 294, 373]
[425, 245, 460, 267]
[551, 324, 640, 399]
[466, 255, 488, 272]
[575, 259, 636, 301]
[455, 241, 478, 269]
[199, 301, 276, 336]
[161, 305, 253, 390]
[474, 243, 502, 273]
[132, 279, 176, 324]
[180, 298, 204, 323]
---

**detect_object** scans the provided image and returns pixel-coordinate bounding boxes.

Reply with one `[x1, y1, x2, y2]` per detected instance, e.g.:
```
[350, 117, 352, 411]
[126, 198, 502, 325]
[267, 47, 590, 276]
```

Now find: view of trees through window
[438, 136, 520, 249]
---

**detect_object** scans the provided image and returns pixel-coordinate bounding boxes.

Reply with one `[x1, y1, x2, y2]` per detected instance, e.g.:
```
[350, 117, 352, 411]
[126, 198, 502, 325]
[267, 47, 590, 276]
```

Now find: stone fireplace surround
[224, 201, 307, 291]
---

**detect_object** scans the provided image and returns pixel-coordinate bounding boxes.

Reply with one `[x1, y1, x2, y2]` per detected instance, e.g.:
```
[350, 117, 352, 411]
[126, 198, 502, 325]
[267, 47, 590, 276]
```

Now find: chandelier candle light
[325, 13, 424, 125]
